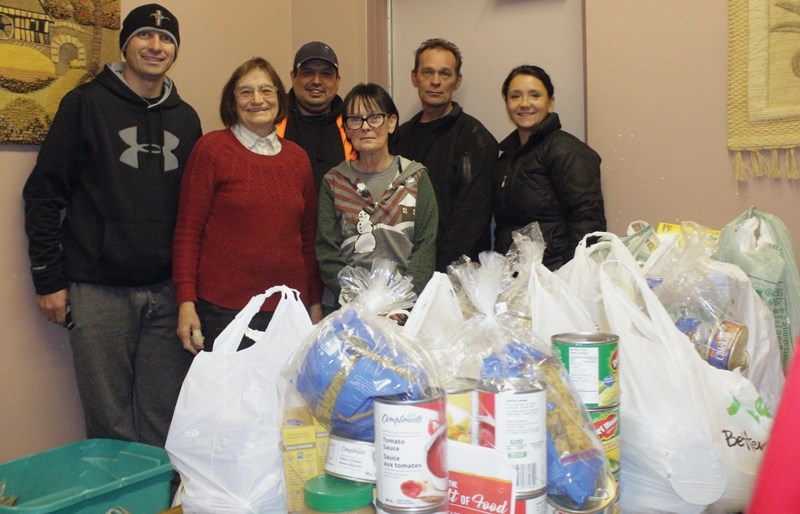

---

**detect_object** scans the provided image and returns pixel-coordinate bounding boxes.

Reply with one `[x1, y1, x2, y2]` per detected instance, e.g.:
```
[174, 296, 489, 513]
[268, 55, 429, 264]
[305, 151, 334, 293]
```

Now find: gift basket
[442, 252, 616, 511]
[286, 259, 440, 443]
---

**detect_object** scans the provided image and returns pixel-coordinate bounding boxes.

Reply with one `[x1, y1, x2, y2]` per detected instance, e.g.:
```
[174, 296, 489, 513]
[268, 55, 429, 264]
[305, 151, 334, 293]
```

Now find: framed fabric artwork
[728, 0, 800, 180]
[0, 0, 120, 145]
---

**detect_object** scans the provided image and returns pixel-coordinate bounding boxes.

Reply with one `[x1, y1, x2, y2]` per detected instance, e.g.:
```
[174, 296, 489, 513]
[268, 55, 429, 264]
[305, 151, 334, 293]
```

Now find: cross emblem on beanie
[150, 9, 170, 27]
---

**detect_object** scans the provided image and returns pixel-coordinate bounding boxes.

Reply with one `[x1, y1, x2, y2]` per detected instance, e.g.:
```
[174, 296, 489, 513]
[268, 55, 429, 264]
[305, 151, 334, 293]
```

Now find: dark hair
[413, 38, 463, 75]
[342, 82, 399, 119]
[501, 65, 554, 99]
[341, 83, 399, 154]
[219, 57, 288, 128]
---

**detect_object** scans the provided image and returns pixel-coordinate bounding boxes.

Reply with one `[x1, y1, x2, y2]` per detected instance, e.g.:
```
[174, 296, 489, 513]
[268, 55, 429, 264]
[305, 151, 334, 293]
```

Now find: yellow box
[282, 406, 330, 513]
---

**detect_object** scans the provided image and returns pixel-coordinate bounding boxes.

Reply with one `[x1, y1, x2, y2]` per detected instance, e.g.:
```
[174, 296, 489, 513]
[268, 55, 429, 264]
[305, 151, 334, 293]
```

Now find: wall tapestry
[728, 0, 800, 180]
[0, 0, 120, 145]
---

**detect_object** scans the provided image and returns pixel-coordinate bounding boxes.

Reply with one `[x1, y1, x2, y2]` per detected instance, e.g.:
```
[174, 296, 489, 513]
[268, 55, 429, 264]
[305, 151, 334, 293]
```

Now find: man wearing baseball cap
[23, 3, 202, 447]
[276, 41, 356, 189]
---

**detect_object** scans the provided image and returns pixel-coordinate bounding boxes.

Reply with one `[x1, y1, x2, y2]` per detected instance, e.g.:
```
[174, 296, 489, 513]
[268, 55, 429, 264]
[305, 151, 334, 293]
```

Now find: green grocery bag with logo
[717, 207, 800, 371]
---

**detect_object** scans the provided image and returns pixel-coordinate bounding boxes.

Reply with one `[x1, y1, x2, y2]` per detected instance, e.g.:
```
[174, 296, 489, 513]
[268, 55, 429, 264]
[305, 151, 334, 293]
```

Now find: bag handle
[577, 231, 641, 270]
[599, 259, 705, 366]
[213, 285, 299, 353]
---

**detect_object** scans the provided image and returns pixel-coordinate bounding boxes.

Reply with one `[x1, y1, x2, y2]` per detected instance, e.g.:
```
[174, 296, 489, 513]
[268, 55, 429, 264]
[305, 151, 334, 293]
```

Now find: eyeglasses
[344, 113, 388, 130]
[235, 84, 279, 101]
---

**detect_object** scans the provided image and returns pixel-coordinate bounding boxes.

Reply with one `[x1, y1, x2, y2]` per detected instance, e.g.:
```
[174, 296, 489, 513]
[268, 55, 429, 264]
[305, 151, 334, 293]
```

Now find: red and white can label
[478, 387, 546, 495]
[375, 393, 448, 509]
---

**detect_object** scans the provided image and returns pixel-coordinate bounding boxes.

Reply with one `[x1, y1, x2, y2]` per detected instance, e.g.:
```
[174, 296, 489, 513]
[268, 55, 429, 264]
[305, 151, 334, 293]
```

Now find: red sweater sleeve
[747, 337, 800, 513]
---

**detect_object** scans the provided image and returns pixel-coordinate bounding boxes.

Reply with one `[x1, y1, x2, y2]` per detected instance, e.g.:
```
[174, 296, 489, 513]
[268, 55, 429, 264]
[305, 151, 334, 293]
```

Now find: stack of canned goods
[552, 333, 621, 514]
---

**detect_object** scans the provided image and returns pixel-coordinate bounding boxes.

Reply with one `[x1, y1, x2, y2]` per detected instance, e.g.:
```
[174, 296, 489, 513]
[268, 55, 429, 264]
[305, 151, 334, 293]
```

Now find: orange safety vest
[276, 115, 356, 161]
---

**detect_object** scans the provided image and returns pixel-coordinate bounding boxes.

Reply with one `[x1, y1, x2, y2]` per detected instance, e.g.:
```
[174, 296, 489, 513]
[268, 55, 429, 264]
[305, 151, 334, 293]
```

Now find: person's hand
[35, 289, 70, 327]
[177, 301, 204, 355]
[309, 303, 324, 324]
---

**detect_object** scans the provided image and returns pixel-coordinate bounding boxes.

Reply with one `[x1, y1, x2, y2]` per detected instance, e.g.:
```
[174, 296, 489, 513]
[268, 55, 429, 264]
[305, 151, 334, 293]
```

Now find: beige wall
[2, 0, 799, 462]
[586, 0, 800, 240]
[0, 0, 369, 462]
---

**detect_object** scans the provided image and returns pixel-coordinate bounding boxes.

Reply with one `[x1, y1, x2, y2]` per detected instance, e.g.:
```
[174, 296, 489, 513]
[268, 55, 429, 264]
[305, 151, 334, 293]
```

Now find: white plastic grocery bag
[556, 231, 642, 331]
[166, 286, 313, 514]
[528, 260, 596, 345]
[599, 261, 771, 513]
[404, 271, 463, 339]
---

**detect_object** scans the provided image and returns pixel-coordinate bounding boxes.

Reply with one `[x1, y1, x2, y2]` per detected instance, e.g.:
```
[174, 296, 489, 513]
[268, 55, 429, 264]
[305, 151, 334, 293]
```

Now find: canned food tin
[375, 500, 447, 513]
[445, 378, 478, 444]
[325, 434, 377, 483]
[477, 379, 547, 495]
[552, 333, 619, 408]
[706, 319, 749, 371]
[587, 405, 620, 474]
[516, 490, 547, 514]
[374, 391, 448, 509]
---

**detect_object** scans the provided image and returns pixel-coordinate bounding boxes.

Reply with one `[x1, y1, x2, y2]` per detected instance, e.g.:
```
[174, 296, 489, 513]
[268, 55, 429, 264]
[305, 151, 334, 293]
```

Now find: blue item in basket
[480, 340, 604, 509]
[545, 423, 605, 509]
[296, 307, 429, 441]
[480, 340, 547, 382]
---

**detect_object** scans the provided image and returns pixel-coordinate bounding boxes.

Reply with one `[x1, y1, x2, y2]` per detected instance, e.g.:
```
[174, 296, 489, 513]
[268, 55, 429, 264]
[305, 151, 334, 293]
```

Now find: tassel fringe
[732, 147, 800, 180]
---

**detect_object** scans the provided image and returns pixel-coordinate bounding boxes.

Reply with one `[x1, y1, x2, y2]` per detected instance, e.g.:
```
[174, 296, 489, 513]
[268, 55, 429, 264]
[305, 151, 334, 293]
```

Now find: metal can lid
[552, 332, 619, 345]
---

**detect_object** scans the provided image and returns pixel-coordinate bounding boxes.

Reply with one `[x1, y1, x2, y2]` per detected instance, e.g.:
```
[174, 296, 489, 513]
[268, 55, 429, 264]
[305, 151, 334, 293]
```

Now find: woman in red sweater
[173, 57, 323, 353]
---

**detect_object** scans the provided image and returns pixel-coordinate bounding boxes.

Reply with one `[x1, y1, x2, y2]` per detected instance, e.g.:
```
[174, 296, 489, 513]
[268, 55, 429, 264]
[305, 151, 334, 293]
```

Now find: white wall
[389, 0, 586, 142]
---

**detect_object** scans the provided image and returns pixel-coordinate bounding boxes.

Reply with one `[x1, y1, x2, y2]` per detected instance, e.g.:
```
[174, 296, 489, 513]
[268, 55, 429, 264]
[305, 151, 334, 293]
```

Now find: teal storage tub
[0, 439, 173, 513]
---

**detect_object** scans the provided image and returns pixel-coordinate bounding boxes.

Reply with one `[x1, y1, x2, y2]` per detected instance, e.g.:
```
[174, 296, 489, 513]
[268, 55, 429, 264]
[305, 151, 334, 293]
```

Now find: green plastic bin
[0, 439, 173, 514]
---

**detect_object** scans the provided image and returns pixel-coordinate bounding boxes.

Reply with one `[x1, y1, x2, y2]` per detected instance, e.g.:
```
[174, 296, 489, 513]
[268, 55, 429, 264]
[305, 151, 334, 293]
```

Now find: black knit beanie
[119, 4, 180, 57]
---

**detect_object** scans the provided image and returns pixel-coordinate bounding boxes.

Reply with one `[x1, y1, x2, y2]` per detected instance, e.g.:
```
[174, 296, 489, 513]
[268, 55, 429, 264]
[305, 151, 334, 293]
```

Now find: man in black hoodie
[22, 3, 202, 447]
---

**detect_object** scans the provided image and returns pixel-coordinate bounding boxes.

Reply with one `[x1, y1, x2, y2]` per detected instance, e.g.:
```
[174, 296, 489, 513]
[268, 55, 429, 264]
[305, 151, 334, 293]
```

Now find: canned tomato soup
[552, 333, 619, 408]
[374, 391, 448, 510]
[478, 379, 547, 495]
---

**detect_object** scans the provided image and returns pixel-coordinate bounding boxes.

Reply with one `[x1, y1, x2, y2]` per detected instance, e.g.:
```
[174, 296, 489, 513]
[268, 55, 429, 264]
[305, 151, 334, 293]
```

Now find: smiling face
[122, 29, 176, 94]
[344, 97, 397, 158]
[504, 73, 555, 138]
[291, 59, 340, 115]
[235, 69, 279, 136]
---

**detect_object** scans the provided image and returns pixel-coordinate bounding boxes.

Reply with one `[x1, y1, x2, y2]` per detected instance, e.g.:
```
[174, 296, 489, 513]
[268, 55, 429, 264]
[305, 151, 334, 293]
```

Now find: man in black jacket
[22, 3, 202, 446]
[392, 38, 498, 271]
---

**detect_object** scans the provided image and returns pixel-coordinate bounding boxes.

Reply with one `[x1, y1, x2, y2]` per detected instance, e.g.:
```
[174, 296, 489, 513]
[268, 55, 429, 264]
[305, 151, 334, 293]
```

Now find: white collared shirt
[231, 123, 282, 156]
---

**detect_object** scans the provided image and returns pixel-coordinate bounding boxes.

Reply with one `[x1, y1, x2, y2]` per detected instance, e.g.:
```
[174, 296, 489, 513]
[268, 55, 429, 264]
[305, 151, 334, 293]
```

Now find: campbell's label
[375, 393, 448, 509]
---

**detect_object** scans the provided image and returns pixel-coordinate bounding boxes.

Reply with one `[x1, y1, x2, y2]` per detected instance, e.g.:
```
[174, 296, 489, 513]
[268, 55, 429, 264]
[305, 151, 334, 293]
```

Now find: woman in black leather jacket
[493, 65, 606, 270]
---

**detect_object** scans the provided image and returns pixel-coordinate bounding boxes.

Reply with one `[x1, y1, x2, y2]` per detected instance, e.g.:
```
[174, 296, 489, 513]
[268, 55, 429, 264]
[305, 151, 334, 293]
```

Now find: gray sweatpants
[68, 281, 193, 447]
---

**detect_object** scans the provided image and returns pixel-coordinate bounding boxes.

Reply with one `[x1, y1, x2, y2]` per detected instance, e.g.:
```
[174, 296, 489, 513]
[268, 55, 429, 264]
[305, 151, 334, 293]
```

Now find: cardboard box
[282, 406, 330, 513]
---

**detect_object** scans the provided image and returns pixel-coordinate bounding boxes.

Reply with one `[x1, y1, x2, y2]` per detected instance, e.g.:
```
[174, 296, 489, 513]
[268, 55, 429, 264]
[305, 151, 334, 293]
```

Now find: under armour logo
[119, 127, 179, 171]
[150, 9, 169, 27]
